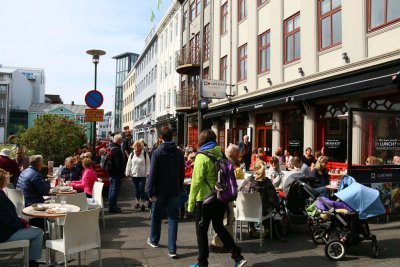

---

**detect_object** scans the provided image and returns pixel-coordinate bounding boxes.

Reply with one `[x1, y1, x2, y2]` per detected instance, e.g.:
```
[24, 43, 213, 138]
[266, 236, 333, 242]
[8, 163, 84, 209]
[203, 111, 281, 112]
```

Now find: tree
[17, 114, 87, 165]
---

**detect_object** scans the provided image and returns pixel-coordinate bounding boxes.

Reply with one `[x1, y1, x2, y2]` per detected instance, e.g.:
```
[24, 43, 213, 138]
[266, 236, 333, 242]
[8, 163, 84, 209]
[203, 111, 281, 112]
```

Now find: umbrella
[335, 182, 385, 220]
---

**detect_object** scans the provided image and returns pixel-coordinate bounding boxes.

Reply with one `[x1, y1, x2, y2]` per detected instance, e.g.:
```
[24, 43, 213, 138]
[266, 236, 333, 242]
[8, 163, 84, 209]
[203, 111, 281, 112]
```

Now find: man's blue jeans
[108, 176, 122, 211]
[149, 195, 179, 253]
[7, 227, 43, 260]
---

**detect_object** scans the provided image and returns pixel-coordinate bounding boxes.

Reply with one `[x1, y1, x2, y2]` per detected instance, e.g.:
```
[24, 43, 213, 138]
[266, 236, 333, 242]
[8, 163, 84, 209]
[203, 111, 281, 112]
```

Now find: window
[205, 0, 210, 7]
[368, 0, 400, 31]
[183, 11, 187, 31]
[196, 0, 202, 16]
[258, 30, 271, 73]
[220, 56, 227, 81]
[318, 0, 342, 50]
[204, 23, 210, 61]
[221, 2, 228, 34]
[190, 1, 196, 21]
[79, 116, 85, 124]
[0, 114, 5, 123]
[238, 0, 247, 22]
[238, 44, 247, 81]
[203, 67, 210, 79]
[284, 13, 301, 64]
[175, 16, 179, 36]
[258, 0, 267, 6]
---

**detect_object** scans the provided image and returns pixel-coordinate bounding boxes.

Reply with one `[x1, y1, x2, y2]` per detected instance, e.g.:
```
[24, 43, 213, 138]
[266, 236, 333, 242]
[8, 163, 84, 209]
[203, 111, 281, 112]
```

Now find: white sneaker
[147, 238, 158, 248]
[168, 252, 177, 259]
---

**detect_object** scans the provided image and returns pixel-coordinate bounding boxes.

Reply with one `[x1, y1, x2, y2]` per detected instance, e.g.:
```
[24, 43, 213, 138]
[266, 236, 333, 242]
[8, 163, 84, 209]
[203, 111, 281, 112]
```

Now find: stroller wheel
[371, 236, 379, 258]
[325, 240, 346, 261]
[312, 227, 329, 245]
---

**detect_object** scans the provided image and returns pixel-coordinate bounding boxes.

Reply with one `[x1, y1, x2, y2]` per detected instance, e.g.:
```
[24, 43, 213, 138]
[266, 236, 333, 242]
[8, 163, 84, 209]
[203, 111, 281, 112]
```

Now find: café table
[48, 187, 77, 195]
[22, 203, 80, 266]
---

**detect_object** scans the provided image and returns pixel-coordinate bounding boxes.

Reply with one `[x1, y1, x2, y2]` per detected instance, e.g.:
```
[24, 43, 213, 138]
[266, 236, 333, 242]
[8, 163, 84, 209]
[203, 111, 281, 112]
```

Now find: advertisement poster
[371, 182, 392, 212]
[391, 183, 400, 213]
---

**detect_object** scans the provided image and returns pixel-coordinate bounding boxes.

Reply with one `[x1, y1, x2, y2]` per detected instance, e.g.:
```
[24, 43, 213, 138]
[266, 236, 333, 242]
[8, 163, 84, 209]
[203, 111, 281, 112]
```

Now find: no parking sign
[85, 90, 104, 109]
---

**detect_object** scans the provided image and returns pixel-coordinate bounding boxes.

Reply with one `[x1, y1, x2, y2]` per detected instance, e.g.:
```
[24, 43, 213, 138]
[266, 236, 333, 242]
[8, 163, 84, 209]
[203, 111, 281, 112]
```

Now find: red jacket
[0, 156, 21, 185]
[70, 167, 97, 196]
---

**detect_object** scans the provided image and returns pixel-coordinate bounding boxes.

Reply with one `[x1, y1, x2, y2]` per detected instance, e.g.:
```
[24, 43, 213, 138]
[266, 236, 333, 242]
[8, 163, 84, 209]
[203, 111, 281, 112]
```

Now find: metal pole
[92, 62, 98, 160]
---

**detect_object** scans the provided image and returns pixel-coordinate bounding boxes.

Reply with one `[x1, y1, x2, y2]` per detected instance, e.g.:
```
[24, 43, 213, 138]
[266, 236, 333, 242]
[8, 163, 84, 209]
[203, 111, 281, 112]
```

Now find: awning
[203, 108, 235, 119]
[134, 122, 143, 129]
[236, 60, 400, 113]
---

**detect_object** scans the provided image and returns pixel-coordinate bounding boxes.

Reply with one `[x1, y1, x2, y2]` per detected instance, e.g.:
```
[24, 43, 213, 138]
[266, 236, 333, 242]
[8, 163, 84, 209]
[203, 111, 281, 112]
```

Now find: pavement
[1, 178, 400, 267]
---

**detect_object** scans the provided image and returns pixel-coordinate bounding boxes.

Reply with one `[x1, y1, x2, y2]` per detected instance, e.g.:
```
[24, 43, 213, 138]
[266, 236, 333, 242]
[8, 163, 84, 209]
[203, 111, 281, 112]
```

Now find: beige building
[175, 0, 400, 165]
[122, 69, 136, 132]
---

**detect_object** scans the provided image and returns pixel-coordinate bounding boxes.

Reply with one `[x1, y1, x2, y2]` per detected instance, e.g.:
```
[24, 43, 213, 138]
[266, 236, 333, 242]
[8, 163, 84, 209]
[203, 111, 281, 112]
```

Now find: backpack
[199, 152, 238, 204]
[100, 147, 119, 171]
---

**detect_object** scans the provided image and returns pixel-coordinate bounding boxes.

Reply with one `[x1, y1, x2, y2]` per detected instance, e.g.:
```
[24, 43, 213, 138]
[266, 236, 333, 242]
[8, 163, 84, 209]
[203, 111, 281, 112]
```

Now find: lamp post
[86, 49, 106, 160]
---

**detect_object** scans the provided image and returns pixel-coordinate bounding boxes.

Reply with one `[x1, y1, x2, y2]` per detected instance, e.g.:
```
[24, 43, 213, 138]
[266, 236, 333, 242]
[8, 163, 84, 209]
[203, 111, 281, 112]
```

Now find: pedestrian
[188, 129, 247, 267]
[0, 148, 21, 186]
[122, 132, 133, 173]
[146, 126, 185, 259]
[238, 135, 252, 171]
[108, 134, 124, 213]
[126, 140, 150, 211]
[13, 147, 30, 172]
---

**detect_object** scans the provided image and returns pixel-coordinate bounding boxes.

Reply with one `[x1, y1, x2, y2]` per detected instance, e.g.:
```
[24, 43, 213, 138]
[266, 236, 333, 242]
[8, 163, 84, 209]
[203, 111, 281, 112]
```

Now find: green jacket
[187, 146, 223, 212]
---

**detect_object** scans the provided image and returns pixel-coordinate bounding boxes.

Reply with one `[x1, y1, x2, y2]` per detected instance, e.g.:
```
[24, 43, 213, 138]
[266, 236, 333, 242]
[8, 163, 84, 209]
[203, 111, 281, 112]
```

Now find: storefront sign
[325, 139, 341, 149]
[254, 104, 263, 109]
[375, 138, 400, 150]
[289, 140, 301, 147]
[201, 79, 226, 99]
[350, 168, 400, 184]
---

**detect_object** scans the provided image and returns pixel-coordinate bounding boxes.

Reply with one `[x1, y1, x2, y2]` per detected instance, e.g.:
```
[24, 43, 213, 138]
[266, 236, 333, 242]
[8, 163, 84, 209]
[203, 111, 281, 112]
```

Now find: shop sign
[325, 139, 341, 149]
[201, 79, 226, 99]
[289, 140, 301, 147]
[375, 138, 400, 150]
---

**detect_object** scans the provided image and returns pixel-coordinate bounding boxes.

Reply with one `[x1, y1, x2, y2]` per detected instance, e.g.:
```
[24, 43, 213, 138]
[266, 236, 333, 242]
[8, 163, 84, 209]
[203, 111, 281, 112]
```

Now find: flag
[157, 0, 163, 10]
[150, 10, 156, 23]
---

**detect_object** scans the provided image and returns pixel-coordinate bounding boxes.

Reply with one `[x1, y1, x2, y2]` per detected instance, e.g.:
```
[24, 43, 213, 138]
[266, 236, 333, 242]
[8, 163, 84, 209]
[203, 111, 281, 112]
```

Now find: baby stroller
[315, 181, 385, 261]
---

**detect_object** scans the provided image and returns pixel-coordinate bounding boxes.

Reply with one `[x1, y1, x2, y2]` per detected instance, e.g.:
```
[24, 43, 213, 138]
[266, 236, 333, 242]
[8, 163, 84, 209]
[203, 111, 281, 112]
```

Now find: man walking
[108, 134, 124, 213]
[146, 127, 185, 259]
[238, 135, 252, 171]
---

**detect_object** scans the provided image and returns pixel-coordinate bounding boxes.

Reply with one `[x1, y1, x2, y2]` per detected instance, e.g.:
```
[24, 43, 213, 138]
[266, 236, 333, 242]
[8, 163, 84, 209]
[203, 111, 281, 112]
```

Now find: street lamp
[86, 49, 106, 160]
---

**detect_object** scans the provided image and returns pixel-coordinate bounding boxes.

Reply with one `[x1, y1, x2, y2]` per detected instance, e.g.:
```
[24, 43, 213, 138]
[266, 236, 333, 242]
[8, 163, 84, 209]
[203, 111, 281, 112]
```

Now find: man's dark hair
[160, 126, 173, 142]
[198, 129, 216, 146]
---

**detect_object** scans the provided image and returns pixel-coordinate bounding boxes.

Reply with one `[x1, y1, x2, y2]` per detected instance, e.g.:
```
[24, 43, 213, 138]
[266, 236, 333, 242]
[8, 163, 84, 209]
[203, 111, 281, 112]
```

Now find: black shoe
[29, 260, 39, 267]
[134, 203, 140, 209]
[141, 204, 145, 211]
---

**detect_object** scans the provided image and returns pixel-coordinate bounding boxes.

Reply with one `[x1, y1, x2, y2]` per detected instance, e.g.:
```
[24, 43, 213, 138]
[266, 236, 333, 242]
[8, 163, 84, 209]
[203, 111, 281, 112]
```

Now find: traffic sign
[85, 90, 104, 109]
[85, 108, 104, 122]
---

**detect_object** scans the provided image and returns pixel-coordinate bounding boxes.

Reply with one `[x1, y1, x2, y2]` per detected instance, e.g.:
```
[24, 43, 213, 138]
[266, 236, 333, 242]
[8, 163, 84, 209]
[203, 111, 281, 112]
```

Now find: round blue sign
[85, 90, 104, 109]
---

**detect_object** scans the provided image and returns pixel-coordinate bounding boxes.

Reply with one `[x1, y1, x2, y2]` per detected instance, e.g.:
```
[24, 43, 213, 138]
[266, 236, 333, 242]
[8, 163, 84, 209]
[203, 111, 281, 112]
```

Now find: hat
[0, 148, 12, 157]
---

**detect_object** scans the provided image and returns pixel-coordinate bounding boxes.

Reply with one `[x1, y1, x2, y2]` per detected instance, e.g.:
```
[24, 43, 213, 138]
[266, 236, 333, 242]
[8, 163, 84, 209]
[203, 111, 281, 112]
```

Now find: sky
[0, 0, 171, 112]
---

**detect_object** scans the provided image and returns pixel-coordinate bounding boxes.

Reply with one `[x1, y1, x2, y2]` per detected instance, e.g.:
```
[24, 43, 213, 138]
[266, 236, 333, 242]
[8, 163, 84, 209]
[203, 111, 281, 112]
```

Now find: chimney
[71, 101, 74, 105]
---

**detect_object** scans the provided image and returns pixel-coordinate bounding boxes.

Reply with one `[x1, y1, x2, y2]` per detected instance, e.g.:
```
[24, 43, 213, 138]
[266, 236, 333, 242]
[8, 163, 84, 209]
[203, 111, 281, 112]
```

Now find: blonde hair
[0, 168, 10, 188]
[315, 156, 329, 170]
[253, 160, 266, 181]
[82, 158, 92, 168]
[133, 140, 143, 150]
[64, 156, 75, 165]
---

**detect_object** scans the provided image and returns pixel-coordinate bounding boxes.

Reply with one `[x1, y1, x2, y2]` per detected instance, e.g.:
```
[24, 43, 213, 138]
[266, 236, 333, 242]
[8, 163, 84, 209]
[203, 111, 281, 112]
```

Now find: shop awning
[203, 108, 235, 119]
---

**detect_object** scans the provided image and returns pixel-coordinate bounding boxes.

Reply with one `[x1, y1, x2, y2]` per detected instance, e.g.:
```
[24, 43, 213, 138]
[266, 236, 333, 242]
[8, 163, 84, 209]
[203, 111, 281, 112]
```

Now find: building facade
[122, 69, 136, 132]
[97, 111, 112, 140]
[175, 0, 400, 164]
[112, 52, 139, 133]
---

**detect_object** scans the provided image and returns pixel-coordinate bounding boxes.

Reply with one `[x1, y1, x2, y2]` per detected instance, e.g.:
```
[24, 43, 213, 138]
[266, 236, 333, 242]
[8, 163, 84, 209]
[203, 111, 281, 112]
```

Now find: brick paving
[1, 178, 400, 267]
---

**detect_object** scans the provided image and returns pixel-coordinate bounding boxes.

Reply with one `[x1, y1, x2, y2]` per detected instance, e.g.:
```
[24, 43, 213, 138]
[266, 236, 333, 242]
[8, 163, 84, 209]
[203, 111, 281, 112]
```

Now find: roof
[112, 52, 139, 59]
[28, 103, 88, 114]
[45, 94, 63, 104]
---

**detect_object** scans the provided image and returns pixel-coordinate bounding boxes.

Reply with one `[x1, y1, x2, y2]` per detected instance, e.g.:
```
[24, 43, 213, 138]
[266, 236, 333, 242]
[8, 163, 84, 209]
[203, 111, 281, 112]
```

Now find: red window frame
[258, 30, 271, 74]
[258, 0, 267, 7]
[238, 43, 248, 81]
[220, 56, 227, 81]
[283, 12, 301, 65]
[221, 2, 228, 35]
[204, 23, 210, 61]
[368, 0, 400, 31]
[238, 0, 247, 22]
[318, 0, 342, 51]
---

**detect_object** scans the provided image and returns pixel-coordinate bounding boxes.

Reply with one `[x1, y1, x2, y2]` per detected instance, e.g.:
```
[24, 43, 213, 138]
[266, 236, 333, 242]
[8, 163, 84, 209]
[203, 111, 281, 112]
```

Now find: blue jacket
[0, 189, 24, 242]
[146, 142, 184, 198]
[16, 166, 50, 206]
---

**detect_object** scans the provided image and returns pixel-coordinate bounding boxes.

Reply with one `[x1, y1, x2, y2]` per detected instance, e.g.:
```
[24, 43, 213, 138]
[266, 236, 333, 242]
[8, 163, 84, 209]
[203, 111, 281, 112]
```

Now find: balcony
[176, 47, 201, 75]
[176, 85, 199, 112]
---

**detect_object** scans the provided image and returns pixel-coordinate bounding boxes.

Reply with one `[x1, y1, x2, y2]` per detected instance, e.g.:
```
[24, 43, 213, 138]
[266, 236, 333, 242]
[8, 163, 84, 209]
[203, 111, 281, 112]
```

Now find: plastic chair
[87, 181, 105, 228]
[0, 240, 29, 267]
[45, 208, 102, 267]
[5, 188, 25, 217]
[234, 192, 274, 249]
[57, 193, 88, 211]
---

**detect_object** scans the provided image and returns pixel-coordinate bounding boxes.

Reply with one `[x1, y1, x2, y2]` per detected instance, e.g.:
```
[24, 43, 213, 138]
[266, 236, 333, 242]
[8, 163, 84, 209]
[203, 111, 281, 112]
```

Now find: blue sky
[0, 0, 171, 112]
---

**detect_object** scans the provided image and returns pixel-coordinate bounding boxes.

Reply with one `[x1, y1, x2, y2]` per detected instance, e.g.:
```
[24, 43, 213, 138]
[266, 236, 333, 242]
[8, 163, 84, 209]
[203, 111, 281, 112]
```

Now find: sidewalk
[1, 178, 400, 267]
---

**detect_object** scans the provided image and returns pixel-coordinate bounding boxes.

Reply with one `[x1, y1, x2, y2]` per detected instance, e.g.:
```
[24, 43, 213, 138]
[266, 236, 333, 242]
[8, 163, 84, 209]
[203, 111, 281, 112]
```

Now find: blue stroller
[316, 180, 385, 261]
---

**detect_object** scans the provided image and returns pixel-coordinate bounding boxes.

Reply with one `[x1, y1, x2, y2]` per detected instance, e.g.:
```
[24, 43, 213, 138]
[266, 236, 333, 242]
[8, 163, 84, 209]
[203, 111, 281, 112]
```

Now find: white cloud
[0, 0, 170, 112]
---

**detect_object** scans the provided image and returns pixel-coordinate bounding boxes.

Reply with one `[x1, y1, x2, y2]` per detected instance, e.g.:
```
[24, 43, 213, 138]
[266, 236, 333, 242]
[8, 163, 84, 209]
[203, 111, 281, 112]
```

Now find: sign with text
[289, 140, 301, 147]
[375, 138, 400, 150]
[325, 139, 341, 149]
[201, 79, 226, 99]
[85, 109, 104, 122]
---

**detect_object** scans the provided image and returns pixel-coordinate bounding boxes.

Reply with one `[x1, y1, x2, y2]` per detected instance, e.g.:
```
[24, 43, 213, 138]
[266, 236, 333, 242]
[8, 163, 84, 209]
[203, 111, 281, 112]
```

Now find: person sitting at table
[0, 168, 44, 267]
[60, 156, 81, 181]
[309, 156, 330, 197]
[249, 148, 258, 170]
[0, 148, 21, 186]
[13, 147, 30, 172]
[239, 160, 280, 238]
[266, 156, 284, 188]
[69, 158, 98, 197]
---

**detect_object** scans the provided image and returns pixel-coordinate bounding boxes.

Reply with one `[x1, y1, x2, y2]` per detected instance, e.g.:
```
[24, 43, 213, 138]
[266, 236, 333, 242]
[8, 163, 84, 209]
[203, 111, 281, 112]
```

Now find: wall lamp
[244, 86, 248, 93]
[285, 96, 294, 103]
[264, 119, 275, 126]
[298, 67, 305, 76]
[342, 52, 350, 63]
[267, 78, 272, 86]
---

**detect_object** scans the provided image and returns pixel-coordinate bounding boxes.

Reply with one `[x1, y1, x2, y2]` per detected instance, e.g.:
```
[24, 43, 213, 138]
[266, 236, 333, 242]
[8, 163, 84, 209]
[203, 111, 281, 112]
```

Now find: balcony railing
[176, 46, 201, 75]
[176, 85, 199, 111]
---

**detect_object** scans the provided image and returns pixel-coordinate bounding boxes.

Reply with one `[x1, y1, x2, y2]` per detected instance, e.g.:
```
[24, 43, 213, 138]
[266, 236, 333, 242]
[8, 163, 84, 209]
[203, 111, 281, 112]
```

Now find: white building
[122, 69, 136, 132]
[97, 111, 112, 140]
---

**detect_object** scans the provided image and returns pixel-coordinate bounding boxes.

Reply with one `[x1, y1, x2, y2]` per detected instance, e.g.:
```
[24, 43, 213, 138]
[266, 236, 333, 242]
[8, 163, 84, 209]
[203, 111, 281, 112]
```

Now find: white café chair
[0, 240, 30, 267]
[57, 192, 89, 211]
[234, 192, 274, 249]
[87, 181, 105, 228]
[45, 208, 102, 267]
[5, 188, 25, 218]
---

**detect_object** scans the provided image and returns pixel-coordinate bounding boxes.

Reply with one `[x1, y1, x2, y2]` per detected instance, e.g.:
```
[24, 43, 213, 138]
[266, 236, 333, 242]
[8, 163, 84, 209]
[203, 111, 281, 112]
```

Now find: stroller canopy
[338, 175, 356, 191]
[335, 182, 385, 220]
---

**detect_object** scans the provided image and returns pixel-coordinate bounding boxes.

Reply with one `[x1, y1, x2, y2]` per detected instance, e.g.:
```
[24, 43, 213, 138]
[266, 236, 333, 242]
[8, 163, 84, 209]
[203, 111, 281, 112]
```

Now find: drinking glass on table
[60, 196, 67, 208]
[50, 196, 56, 205]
